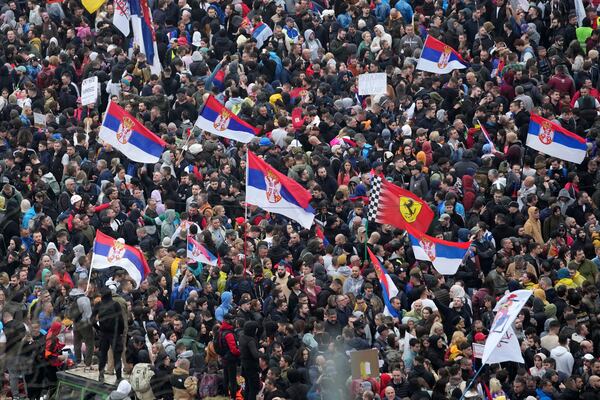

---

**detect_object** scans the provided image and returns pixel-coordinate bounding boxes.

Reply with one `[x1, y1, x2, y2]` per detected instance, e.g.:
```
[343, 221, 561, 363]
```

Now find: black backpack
[67, 295, 83, 323]
[213, 329, 232, 356]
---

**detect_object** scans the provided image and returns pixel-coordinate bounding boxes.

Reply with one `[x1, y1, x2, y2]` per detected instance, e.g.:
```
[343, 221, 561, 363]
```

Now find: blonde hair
[489, 378, 502, 394]
[450, 331, 467, 346]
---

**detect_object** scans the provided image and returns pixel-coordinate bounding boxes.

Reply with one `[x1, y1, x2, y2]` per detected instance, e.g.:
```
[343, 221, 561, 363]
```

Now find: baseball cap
[438, 213, 450, 221]
[70, 194, 82, 205]
[584, 354, 595, 361]
[474, 332, 487, 341]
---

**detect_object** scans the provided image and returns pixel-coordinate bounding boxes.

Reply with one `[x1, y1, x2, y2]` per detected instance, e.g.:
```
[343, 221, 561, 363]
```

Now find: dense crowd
[3, 0, 600, 399]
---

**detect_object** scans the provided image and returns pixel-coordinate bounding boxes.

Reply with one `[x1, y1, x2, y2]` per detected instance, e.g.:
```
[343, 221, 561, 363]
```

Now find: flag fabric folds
[416, 36, 468, 74]
[187, 236, 218, 266]
[246, 151, 315, 229]
[91, 231, 151, 288]
[99, 101, 166, 163]
[482, 290, 532, 365]
[368, 247, 400, 318]
[407, 226, 471, 275]
[82, 0, 105, 14]
[478, 122, 496, 151]
[367, 174, 435, 233]
[130, 0, 161, 75]
[526, 113, 587, 164]
[252, 22, 273, 49]
[113, 0, 131, 36]
[195, 95, 260, 143]
[483, 327, 525, 365]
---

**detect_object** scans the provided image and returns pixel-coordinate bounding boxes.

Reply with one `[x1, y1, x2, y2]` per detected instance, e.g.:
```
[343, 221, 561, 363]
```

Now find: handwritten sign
[81, 76, 98, 106]
[33, 113, 46, 128]
[358, 73, 387, 96]
[350, 349, 380, 379]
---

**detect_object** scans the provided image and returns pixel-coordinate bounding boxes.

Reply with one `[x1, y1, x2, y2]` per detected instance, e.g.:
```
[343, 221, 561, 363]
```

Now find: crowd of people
[3, 0, 600, 399]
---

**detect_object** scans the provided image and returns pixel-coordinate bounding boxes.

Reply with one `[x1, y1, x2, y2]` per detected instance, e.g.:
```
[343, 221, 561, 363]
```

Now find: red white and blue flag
[416, 36, 468, 74]
[252, 22, 273, 49]
[187, 235, 218, 266]
[406, 225, 471, 275]
[130, 0, 161, 74]
[195, 95, 259, 143]
[368, 247, 400, 318]
[315, 225, 329, 246]
[478, 121, 496, 151]
[99, 101, 166, 163]
[527, 113, 587, 164]
[91, 231, 151, 288]
[246, 151, 315, 229]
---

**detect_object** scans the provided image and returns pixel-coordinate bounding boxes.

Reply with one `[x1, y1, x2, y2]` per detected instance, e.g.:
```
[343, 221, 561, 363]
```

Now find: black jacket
[239, 321, 260, 371]
[93, 296, 125, 336]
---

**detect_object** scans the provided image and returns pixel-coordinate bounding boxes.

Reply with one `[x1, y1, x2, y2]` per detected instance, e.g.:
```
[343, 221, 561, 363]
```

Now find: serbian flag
[368, 247, 400, 318]
[91, 231, 151, 288]
[246, 151, 315, 229]
[130, 0, 161, 74]
[315, 225, 329, 246]
[252, 22, 273, 49]
[213, 69, 225, 91]
[367, 174, 434, 233]
[416, 36, 468, 74]
[526, 114, 587, 164]
[478, 121, 496, 151]
[406, 225, 471, 275]
[195, 95, 259, 143]
[187, 235, 218, 266]
[99, 101, 166, 163]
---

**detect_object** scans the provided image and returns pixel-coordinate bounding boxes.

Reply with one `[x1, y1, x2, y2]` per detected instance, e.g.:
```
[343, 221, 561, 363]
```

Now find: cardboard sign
[33, 112, 46, 128]
[81, 76, 99, 106]
[472, 343, 484, 359]
[350, 348, 380, 379]
[358, 73, 387, 96]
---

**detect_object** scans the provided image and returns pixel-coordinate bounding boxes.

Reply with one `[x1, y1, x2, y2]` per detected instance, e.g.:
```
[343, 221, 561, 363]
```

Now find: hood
[243, 320, 259, 336]
[183, 327, 198, 338]
[527, 206, 538, 219]
[116, 380, 131, 395]
[173, 366, 189, 375]
[164, 209, 176, 222]
[558, 188, 572, 200]
[462, 175, 473, 189]
[46, 242, 58, 253]
[552, 346, 569, 356]
[69, 288, 85, 297]
[47, 321, 62, 337]
[304, 29, 315, 42]
[221, 291, 233, 305]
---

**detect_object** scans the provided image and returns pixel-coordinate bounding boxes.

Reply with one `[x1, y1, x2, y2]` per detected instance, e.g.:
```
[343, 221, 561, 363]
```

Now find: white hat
[192, 31, 202, 48]
[188, 143, 203, 155]
[107, 44, 117, 53]
[191, 51, 203, 62]
[401, 124, 412, 137]
[89, 51, 98, 62]
[70, 194, 83, 205]
[162, 237, 172, 247]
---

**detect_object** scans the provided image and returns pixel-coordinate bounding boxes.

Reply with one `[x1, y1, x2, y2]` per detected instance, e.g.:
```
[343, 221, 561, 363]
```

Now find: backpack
[197, 373, 219, 398]
[130, 363, 155, 394]
[213, 329, 233, 356]
[67, 295, 83, 323]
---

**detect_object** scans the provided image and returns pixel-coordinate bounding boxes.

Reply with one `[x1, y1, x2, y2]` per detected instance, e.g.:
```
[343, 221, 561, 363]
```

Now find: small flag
[194, 95, 259, 143]
[416, 36, 468, 74]
[246, 151, 314, 229]
[99, 102, 166, 164]
[526, 113, 587, 164]
[478, 121, 496, 151]
[82, 0, 105, 14]
[315, 225, 329, 246]
[368, 247, 400, 318]
[91, 231, 151, 288]
[252, 22, 273, 49]
[187, 235, 218, 266]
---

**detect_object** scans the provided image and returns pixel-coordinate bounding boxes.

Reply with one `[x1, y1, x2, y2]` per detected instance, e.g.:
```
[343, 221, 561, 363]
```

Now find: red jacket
[219, 321, 240, 357]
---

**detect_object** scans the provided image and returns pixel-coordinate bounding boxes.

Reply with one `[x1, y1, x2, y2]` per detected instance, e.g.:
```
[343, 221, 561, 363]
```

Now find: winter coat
[239, 321, 260, 372]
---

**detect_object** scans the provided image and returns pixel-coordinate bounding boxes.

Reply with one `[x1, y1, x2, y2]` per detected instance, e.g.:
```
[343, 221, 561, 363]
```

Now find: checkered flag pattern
[367, 174, 383, 222]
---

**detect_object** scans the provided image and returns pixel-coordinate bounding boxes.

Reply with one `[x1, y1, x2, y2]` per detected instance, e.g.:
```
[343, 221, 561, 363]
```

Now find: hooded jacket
[215, 291, 233, 322]
[109, 380, 133, 400]
[170, 366, 198, 400]
[550, 345, 574, 377]
[176, 327, 203, 354]
[523, 206, 544, 244]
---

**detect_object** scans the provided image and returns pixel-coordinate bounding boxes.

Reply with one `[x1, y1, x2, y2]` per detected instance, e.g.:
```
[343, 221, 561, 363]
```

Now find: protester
[3, 0, 600, 399]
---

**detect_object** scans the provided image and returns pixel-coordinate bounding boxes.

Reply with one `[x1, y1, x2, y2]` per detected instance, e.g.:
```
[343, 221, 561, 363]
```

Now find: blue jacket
[215, 291, 233, 322]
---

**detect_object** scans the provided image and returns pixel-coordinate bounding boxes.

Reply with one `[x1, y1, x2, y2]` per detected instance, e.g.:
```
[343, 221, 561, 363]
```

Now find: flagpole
[458, 364, 485, 400]
[243, 149, 249, 278]
[364, 219, 368, 261]
[86, 241, 97, 293]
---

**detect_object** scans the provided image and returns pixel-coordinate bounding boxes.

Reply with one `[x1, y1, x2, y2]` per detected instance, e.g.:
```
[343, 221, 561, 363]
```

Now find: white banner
[482, 290, 531, 365]
[485, 327, 524, 364]
[358, 73, 387, 96]
[81, 76, 99, 106]
[33, 112, 46, 128]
